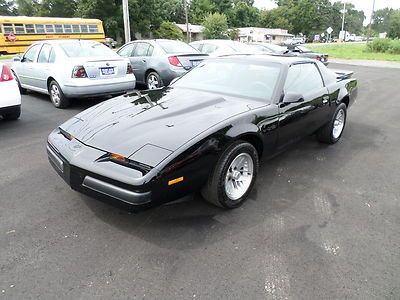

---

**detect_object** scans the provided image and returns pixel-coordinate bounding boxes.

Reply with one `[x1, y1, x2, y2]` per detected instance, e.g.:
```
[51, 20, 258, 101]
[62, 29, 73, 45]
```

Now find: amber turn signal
[168, 177, 184, 186]
[110, 153, 126, 161]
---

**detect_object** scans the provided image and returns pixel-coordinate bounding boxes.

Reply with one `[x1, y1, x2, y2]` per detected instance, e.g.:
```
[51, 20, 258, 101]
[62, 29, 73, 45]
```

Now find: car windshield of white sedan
[157, 40, 199, 54]
[173, 61, 281, 101]
[60, 41, 118, 58]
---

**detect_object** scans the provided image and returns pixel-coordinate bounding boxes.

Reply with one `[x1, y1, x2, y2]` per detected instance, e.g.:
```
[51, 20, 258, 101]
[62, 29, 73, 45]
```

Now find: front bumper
[47, 142, 152, 206]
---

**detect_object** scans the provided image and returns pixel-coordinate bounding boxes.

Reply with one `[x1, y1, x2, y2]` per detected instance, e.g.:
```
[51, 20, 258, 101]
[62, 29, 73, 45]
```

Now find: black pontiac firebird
[47, 55, 357, 210]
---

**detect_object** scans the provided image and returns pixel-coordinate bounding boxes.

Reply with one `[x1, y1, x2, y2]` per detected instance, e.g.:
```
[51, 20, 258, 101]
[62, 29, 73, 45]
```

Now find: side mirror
[283, 92, 304, 104]
[13, 56, 21, 62]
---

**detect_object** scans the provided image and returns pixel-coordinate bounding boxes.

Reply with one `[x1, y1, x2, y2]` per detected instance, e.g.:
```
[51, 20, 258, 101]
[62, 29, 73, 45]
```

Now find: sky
[254, 0, 400, 25]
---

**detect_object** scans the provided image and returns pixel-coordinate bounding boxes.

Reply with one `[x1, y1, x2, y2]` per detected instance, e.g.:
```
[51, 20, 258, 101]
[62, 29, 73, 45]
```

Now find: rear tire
[49, 80, 70, 108]
[146, 72, 163, 90]
[317, 103, 347, 144]
[2, 106, 21, 121]
[201, 141, 259, 209]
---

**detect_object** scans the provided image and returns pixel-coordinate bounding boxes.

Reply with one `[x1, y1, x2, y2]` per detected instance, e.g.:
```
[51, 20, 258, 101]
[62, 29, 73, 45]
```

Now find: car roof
[208, 54, 314, 65]
[32, 39, 101, 45]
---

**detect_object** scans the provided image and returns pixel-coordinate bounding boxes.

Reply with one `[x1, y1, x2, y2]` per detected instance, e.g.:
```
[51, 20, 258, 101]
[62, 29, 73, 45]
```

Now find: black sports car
[47, 55, 357, 210]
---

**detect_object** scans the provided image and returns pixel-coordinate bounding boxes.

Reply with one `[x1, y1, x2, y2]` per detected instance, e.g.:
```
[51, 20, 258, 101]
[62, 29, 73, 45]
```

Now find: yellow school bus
[0, 16, 105, 54]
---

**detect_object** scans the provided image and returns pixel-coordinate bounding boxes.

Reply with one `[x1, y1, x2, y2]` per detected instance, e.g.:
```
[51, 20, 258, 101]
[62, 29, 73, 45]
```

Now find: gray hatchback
[117, 39, 207, 89]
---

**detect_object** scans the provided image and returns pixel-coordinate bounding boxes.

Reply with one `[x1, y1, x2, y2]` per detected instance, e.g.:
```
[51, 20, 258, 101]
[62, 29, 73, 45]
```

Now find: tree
[155, 21, 183, 40]
[258, 7, 292, 31]
[202, 12, 229, 39]
[15, 0, 39, 16]
[0, 0, 15, 15]
[229, 1, 260, 27]
[372, 8, 393, 34]
[189, 0, 216, 24]
[388, 10, 400, 38]
[38, 0, 77, 17]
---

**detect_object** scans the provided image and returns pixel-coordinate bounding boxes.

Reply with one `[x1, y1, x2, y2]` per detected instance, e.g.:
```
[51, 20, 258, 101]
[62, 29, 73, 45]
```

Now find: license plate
[191, 60, 201, 67]
[100, 67, 115, 76]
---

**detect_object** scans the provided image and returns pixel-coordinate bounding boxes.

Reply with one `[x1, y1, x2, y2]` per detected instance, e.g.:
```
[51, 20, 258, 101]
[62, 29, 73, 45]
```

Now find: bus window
[15, 24, 25, 34]
[64, 24, 72, 33]
[55, 24, 63, 33]
[46, 24, 54, 33]
[72, 24, 80, 33]
[89, 25, 98, 33]
[80, 24, 88, 33]
[36, 24, 45, 33]
[38, 44, 52, 63]
[3, 24, 13, 34]
[0, 24, 2, 33]
[25, 24, 35, 34]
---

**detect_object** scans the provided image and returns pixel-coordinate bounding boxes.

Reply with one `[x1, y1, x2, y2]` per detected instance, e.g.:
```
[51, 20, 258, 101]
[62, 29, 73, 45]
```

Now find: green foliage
[388, 39, 400, 54]
[367, 38, 393, 53]
[229, 1, 260, 27]
[15, 0, 39, 16]
[388, 11, 400, 39]
[38, 0, 77, 17]
[0, 0, 16, 15]
[189, 0, 217, 24]
[155, 21, 183, 40]
[202, 12, 229, 39]
[258, 7, 292, 31]
[229, 28, 240, 40]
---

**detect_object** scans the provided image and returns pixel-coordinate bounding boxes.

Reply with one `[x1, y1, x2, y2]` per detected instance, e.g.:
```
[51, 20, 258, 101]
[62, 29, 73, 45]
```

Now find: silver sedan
[12, 40, 136, 108]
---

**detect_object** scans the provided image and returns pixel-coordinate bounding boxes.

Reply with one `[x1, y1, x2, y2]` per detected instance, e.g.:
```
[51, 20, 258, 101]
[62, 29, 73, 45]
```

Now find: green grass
[306, 43, 400, 62]
[0, 54, 16, 60]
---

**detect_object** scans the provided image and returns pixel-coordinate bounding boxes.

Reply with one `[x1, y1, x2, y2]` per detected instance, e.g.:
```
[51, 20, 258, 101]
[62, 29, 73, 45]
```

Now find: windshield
[59, 41, 118, 58]
[173, 60, 281, 101]
[157, 40, 198, 54]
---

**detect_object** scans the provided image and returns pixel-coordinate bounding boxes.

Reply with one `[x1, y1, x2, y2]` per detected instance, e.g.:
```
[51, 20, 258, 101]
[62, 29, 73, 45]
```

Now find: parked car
[117, 39, 207, 89]
[47, 55, 358, 211]
[286, 45, 329, 65]
[249, 42, 289, 54]
[11, 40, 136, 108]
[0, 62, 21, 120]
[190, 40, 260, 57]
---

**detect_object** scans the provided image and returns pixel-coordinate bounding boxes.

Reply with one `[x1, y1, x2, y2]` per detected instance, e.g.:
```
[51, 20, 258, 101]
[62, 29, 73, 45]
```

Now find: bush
[155, 21, 183, 40]
[388, 39, 400, 54]
[367, 38, 392, 53]
[202, 13, 229, 39]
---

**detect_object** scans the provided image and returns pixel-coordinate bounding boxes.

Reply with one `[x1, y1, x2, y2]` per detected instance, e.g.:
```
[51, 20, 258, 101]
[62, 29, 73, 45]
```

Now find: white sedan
[12, 39, 136, 108]
[0, 62, 21, 120]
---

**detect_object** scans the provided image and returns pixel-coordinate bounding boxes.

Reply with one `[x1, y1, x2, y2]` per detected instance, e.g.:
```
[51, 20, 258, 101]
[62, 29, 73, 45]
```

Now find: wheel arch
[225, 124, 264, 158]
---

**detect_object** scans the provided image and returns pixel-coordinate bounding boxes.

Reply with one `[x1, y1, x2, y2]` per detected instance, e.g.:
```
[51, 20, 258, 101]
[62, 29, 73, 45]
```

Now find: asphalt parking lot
[1, 64, 399, 300]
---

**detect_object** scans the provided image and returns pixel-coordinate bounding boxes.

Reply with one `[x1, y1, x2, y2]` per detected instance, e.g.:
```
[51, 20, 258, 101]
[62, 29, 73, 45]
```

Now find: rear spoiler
[331, 69, 354, 80]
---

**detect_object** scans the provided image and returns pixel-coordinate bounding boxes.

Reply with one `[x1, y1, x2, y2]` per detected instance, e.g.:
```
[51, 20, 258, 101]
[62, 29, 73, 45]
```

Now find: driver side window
[23, 44, 41, 63]
[284, 63, 324, 95]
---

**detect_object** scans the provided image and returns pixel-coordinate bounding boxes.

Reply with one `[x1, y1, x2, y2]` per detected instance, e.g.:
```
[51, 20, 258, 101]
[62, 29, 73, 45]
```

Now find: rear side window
[38, 44, 52, 63]
[133, 43, 150, 56]
[23, 44, 41, 62]
[284, 63, 324, 94]
[48, 48, 56, 63]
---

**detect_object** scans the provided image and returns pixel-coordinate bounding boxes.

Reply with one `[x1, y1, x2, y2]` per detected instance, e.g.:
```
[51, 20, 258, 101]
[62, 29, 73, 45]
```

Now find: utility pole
[367, 0, 376, 42]
[122, 0, 131, 43]
[340, 2, 346, 42]
[184, 0, 190, 43]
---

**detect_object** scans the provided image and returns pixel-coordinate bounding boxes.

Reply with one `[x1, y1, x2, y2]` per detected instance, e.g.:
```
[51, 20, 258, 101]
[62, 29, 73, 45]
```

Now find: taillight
[168, 56, 182, 67]
[315, 56, 321, 61]
[0, 65, 14, 82]
[127, 63, 133, 74]
[72, 65, 88, 78]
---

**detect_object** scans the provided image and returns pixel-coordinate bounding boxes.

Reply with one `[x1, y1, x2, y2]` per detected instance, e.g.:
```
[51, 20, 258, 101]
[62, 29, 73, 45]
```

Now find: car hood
[59, 87, 254, 158]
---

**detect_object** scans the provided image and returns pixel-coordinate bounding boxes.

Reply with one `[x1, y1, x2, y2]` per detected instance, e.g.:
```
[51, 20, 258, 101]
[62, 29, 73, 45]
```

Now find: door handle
[142, 59, 146, 63]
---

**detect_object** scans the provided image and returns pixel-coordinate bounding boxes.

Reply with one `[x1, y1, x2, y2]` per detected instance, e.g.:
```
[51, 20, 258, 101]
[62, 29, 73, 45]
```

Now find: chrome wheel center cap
[232, 170, 241, 180]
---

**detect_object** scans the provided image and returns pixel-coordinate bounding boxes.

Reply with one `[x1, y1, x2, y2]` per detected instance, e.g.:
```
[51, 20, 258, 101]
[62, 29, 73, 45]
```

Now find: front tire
[49, 80, 70, 108]
[2, 106, 21, 121]
[146, 72, 163, 90]
[201, 141, 259, 209]
[317, 103, 347, 144]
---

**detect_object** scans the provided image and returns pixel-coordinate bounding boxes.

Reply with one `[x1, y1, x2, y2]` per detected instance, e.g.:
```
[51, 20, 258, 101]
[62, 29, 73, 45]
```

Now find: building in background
[175, 24, 204, 42]
[237, 27, 293, 44]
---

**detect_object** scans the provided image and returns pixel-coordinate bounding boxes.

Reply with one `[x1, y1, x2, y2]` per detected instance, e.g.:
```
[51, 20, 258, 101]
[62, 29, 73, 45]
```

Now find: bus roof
[0, 16, 102, 24]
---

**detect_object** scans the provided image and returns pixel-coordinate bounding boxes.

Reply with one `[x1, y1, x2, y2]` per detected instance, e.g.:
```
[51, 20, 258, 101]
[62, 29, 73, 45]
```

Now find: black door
[277, 62, 330, 149]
